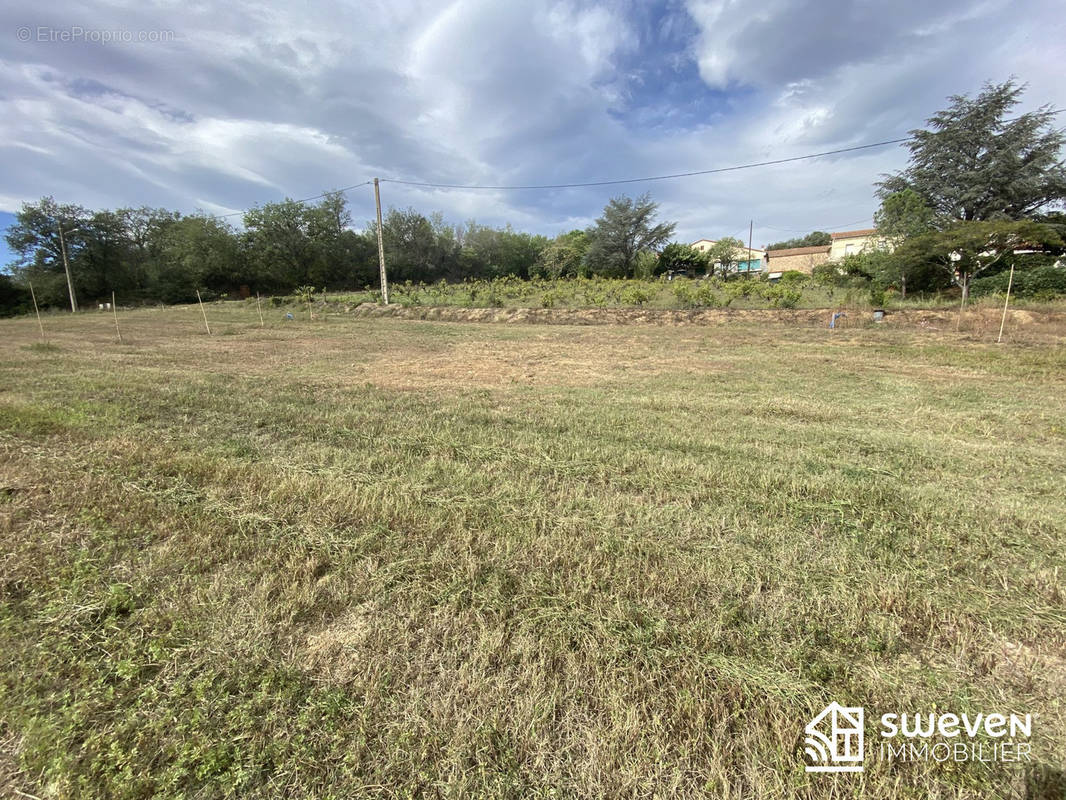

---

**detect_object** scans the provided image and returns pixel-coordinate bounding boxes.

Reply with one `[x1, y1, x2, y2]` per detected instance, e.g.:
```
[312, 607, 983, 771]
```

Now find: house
[764, 244, 830, 276]
[690, 239, 766, 274]
[829, 229, 884, 261]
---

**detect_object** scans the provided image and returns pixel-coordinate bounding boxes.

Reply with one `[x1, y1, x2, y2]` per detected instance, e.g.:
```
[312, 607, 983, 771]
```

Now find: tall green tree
[5, 197, 92, 308]
[706, 237, 747, 277]
[378, 207, 442, 282]
[117, 207, 180, 295]
[534, 230, 589, 278]
[584, 194, 675, 278]
[878, 80, 1066, 223]
[157, 215, 243, 302]
[655, 242, 710, 275]
[873, 189, 936, 297]
[243, 199, 316, 290]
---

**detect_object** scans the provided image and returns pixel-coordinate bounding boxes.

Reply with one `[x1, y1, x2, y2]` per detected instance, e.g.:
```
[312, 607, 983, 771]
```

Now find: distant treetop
[765, 231, 831, 251]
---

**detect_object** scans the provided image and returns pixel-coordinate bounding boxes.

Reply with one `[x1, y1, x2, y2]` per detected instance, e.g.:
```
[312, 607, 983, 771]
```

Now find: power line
[205, 137, 910, 222]
[209, 180, 374, 219]
[378, 138, 911, 191]
[155, 107, 1066, 222]
[760, 217, 872, 235]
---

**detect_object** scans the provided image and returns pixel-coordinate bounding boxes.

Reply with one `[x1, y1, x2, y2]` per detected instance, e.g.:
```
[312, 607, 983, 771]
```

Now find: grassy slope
[1, 304, 1064, 799]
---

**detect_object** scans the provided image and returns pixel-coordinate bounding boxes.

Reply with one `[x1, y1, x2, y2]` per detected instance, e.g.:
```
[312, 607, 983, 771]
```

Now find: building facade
[828, 228, 884, 261]
[690, 239, 766, 273]
[764, 245, 830, 275]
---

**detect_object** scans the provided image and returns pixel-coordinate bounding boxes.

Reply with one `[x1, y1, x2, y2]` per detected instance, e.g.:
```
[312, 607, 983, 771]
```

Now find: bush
[811, 263, 844, 285]
[778, 270, 808, 285]
[771, 287, 802, 308]
[0, 274, 32, 317]
[672, 282, 696, 308]
[971, 264, 1066, 299]
[540, 289, 562, 308]
[618, 285, 653, 306]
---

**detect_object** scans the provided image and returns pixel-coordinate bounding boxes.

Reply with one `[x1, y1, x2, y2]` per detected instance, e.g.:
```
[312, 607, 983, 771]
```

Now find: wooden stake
[196, 290, 212, 335]
[29, 282, 45, 342]
[955, 282, 966, 332]
[256, 292, 265, 327]
[996, 262, 1015, 344]
[112, 291, 122, 344]
[308, 291, 314, 321]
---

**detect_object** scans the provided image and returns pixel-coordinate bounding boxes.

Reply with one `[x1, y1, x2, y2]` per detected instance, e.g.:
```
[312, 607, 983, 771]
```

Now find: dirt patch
[349, 303, 1066, 342]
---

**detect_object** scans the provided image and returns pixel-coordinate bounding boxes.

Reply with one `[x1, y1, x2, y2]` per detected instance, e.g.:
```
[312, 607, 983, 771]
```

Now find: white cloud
[0, 0, 1063, 250]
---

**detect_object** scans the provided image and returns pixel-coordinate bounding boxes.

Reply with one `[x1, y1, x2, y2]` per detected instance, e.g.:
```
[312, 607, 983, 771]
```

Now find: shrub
[672, 282, 696, 308]
[811, 263, 843, 285]
[0, 274, 31, 317]
[693, 284, 721, 308]
[770, 287, 802, 308]
[619, 285, 653, 306]
[540, 289, 562, 308]
[971, 264, 1066, 299]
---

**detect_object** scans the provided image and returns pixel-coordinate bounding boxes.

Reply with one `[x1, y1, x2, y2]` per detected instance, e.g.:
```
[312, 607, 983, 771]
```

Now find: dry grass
[0, 302, 1064, 799]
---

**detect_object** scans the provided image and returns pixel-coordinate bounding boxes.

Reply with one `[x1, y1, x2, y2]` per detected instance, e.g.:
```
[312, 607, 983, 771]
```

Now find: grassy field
[1, 304, 1064, 799]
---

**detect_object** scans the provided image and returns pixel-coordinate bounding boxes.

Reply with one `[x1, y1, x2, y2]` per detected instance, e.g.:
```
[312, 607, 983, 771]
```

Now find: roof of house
[830, 228, 878, 240]
[766, 245, 831, 257]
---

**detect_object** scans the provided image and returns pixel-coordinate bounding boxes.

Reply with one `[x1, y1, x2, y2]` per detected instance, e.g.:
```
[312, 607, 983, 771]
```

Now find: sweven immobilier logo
[804, 702, 1033, 773]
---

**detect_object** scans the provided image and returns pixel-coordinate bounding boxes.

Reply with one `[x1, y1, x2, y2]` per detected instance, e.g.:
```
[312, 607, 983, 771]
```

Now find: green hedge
[971, 264, 1066, 299]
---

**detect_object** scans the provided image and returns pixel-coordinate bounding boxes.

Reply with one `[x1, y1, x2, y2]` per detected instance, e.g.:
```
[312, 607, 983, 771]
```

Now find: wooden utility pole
[373, 178, 390, 305]
[29, 282, 45, 342]
[747, 220, 753, 271]
[58, 226, 78, 312]
[997, 262, 1016, 344]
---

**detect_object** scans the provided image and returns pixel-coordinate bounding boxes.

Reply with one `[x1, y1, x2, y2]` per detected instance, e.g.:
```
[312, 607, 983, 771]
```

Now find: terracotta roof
[830, 228, 877, 240]
[766, 245, 830, 257]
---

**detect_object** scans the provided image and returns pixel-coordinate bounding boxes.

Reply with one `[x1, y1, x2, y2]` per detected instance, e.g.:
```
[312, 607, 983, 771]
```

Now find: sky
[2, 0, 1065, 268]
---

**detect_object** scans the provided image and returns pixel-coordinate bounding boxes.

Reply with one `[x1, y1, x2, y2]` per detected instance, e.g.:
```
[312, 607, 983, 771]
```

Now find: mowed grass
[0, 304, 1064, 799]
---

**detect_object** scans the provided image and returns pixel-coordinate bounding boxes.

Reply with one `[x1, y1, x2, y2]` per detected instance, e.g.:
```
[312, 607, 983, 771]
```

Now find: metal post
[374, 178, 389, 305]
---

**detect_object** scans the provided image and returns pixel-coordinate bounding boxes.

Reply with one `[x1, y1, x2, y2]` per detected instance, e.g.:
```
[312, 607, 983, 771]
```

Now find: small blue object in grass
[285, 312, 295, 320]
[830, 312, 846, 329]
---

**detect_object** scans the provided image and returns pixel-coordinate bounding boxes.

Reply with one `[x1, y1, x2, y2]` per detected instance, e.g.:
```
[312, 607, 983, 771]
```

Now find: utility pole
[373, 178, 390, 305]
[747, 220, 753, 272]
[58, 225, 78, 312]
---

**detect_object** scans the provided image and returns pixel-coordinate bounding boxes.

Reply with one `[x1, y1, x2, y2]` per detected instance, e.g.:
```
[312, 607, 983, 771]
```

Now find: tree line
[1, 188, 689, 314]
[3, 79, 1065, 315]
